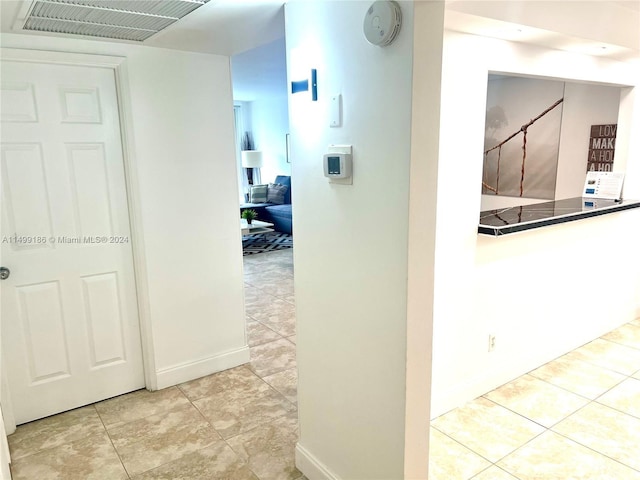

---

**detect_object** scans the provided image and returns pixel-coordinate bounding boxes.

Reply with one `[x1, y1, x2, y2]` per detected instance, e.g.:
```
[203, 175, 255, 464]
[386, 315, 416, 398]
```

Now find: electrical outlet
[488, 334, 496, 352]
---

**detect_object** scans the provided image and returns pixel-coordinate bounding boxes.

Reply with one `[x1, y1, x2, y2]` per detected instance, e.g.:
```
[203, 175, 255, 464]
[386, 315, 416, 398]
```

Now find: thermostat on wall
[324, 153, 352, 179]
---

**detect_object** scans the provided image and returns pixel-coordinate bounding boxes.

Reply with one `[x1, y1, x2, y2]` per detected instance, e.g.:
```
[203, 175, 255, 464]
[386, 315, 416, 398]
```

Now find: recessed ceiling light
[22, 0, 211, 42]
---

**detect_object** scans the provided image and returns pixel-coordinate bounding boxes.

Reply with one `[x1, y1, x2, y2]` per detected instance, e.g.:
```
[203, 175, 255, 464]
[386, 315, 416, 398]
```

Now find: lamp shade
[241, 150, 263, 168]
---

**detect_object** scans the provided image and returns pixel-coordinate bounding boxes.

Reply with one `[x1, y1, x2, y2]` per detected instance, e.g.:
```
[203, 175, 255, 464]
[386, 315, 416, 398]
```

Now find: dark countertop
[479, 197, 640, 236]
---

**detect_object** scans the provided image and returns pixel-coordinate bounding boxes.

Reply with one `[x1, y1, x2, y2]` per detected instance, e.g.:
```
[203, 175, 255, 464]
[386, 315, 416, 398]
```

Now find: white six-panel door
[0, 60, 144, 424]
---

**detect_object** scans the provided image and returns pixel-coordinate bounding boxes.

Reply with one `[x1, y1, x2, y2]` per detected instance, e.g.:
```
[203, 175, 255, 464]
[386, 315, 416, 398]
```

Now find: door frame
[0, 48, 156, 433]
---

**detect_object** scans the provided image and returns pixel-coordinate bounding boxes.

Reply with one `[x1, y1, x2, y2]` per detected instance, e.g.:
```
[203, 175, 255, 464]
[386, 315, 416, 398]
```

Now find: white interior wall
[405, 3, 446, 477]
[617, 85, 640, 318]
[0, 410, 8, 480]
[123, 47, 248, 387]
[616, 85, 640, 318]
[555, 82, 621, 199]
[231, 38, 291, 184]
[251, 95, 291, 182]
[430, 30, 640, 418]
[235, 100, 253, 130]
[0, 220, 8, 474]
[284, 1, 415, 478]
[0, 348, 9, 478]
[0, 33, 248, 391]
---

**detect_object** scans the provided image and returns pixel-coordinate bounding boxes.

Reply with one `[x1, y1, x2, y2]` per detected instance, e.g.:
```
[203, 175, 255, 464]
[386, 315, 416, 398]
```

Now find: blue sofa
[241, 175, 292, 235]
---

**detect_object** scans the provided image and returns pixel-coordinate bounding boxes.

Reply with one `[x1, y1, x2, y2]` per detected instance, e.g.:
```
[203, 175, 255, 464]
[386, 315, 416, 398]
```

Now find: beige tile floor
[430, 317, 640, 480]
[8, 246, 640, 480]
[8, 248, 301, 480]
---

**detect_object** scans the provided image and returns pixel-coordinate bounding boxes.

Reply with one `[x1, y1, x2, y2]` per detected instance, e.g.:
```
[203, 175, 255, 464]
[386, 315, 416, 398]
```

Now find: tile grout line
[248, 361, 298, 409]
[602, 337, 640, 352]
[220, 414, 289, 480]
[525, 353, 634, 401]
[430, 424, 497, 466]
[215, 366, 298, 480]
[94, 403, 133, 480]
[455, 410, 640, 475]
[544, 365, 640, 474]
[100, 388, 217, 475]
[600, 323, 640, 352]
[241, 255, 299, 479]
[8, 405, 115, 464]
[590, 376, 640, 421]
[484, 366, 635, 432]
[125, 382, 259, 479]
[431, 419, 541, 479]
[252, 320, 293, 341]
[466, 396, 550, 468]
[468, 463, 523, 480]
[247, 321, 287, 347]
[135, 391, 238, 479]
[549, 427, 640, 474]
[433, 322, 640, 479]
[182, 364, 296, 441]
[564, 341, 640, 375]
[99, 387, 192, 431]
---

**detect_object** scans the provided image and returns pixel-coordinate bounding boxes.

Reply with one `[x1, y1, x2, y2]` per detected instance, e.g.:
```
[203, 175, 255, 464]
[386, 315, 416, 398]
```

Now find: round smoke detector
[363, 0, 402, 47]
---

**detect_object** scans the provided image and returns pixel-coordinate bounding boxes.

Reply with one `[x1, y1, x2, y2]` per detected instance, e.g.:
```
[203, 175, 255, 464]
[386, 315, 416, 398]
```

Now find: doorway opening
[230, 36, 297, 402]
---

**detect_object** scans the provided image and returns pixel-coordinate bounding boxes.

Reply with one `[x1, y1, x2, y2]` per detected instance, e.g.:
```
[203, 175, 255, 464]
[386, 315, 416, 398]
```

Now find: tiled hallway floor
[8, 246, 640, 479]
[8, 248, 301, 480]
[430, 317, 640, 480]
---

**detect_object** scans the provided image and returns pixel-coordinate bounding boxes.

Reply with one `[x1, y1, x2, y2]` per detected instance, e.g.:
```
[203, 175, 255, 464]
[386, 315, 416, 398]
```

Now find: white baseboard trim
[0, 413, 12, 480]
[155, 346, 250, 390]
[296, 443, 340, 480]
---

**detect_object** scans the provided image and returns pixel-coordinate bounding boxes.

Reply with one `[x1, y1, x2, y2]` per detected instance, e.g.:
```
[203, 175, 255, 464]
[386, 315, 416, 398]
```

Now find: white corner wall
[251, 95, 291, 182]
[231, 38, 291, 182]
[284, 1, 417, 478]
[0, 228, 10, 473]
[554, 82, 621, 199]
[617, 84, 640, 318]
[430, 30, 640, 418]
[0, 33, 248, 390]
[123, 46, 248, 387]
[0, 359, 10, 478]
[405, 3, 446, 478]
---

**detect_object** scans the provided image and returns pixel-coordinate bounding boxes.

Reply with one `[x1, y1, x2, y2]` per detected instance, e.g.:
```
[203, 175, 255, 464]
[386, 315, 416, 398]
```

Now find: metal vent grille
[23, 0, 210, 42]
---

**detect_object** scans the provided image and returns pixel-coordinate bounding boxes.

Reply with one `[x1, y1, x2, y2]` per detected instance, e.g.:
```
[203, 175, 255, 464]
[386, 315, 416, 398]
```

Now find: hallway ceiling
[0, 0, 285, 56]
[1, 1, 638, 62]
[446, 0, 640, 62]
[20, 0, 212, 42]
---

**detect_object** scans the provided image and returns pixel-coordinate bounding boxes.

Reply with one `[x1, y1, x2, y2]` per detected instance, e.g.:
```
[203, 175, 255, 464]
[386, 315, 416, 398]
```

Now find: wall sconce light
[291, 69, 318, 101]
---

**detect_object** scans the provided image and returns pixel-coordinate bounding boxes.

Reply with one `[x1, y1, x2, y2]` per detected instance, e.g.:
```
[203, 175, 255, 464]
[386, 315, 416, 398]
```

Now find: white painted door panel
[1, 61, 144, 424]
[0, 408, 9, 480]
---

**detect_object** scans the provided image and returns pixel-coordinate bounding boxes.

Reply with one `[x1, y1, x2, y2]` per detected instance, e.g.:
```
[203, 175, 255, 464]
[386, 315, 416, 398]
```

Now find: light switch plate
[330, 94, 342, 127]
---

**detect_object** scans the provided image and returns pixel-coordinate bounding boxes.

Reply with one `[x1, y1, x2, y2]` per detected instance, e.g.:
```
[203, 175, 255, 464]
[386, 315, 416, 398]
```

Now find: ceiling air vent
[22, 0, 210, 42]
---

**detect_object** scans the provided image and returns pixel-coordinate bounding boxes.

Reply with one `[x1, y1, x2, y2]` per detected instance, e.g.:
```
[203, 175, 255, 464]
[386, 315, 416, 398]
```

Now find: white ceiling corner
[1, 0, 286, 56]
[15, 0, 210, 42]
[445, 1, 640, 62]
